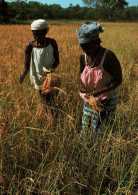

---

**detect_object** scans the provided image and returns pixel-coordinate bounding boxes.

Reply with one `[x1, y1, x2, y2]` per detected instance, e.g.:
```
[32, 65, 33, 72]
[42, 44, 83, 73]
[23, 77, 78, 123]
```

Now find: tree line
[0, 0, 138, 24]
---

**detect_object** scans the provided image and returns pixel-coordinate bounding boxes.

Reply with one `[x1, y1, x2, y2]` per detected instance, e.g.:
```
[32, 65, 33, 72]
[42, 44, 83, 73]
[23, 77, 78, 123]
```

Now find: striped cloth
[82, 89, 117, 135]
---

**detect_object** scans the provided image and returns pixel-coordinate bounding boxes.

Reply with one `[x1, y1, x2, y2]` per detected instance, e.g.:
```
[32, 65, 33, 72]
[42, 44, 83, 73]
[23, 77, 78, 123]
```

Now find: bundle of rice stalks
[89, 95, 104, 113]
[40, 73, 61, 95]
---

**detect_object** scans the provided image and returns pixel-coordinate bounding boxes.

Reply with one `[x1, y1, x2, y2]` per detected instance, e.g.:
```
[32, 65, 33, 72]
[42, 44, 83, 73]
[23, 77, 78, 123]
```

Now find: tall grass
[0, 22, 137, 194]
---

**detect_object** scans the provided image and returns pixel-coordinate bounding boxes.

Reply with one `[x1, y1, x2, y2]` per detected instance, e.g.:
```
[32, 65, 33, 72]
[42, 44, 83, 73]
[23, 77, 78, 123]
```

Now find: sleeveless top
[30, 44, 55, 89]
[80, 49, 114, 102]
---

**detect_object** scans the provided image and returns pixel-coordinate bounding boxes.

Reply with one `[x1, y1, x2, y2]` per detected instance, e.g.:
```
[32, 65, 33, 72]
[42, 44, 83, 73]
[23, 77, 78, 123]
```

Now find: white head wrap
[31, 19, 49, 31]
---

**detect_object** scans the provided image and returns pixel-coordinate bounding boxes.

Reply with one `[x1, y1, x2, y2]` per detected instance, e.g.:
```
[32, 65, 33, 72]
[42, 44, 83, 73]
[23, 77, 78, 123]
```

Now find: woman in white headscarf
[19, 19, 59, 103]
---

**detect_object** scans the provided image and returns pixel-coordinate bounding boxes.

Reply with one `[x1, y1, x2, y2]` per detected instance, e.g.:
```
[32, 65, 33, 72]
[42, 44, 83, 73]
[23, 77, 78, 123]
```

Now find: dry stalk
[89, 95, 104, 113]
[40, 73, 61, 95]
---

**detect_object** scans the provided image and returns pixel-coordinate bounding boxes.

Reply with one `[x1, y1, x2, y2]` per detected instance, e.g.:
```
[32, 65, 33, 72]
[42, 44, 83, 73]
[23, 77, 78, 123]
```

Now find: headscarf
[76, 22, 104, 44]
[31, 19, 49, 31]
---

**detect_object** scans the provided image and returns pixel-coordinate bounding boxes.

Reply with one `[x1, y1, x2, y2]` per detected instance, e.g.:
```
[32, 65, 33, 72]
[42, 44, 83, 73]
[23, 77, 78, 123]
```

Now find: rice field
[0, 21, 137, 194]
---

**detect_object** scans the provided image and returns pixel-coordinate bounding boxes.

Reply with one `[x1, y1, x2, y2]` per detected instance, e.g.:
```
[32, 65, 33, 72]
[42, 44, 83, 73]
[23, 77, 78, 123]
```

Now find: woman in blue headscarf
[76, 22, 122, 135]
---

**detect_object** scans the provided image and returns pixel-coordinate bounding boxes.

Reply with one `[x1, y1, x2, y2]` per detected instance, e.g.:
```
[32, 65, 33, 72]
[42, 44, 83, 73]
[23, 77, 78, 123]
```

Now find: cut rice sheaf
[40, 73, 61, 95]
[89, 95, 104, 113]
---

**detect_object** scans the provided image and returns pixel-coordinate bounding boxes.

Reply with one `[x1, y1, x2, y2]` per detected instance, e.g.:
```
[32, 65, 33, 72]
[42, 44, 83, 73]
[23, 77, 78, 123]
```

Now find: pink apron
[80, 49, 114, 102]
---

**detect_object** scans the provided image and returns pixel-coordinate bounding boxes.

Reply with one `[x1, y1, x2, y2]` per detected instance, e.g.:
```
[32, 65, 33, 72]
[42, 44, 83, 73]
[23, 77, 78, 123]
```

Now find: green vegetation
[0, 0, 138, 24]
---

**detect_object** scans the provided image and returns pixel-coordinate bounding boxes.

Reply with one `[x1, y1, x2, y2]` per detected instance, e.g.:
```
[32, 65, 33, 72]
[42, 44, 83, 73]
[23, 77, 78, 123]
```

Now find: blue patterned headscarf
[76, 22, 104, 44]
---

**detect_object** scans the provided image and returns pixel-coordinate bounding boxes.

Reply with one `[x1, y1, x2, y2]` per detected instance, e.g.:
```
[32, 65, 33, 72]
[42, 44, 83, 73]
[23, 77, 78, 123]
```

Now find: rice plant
[0, 22, 137, 194]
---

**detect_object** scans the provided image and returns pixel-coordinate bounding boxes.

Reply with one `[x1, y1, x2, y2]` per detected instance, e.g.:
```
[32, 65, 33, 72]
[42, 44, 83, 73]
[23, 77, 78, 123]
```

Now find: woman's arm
[50, 38, 59, 69]
[19, 43, 32, 83]
[79, 53, 86, 93]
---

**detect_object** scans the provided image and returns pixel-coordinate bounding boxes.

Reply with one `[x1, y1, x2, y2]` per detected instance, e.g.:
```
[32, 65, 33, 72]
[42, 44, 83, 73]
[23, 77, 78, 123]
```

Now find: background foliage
[0, 0, 138, 23]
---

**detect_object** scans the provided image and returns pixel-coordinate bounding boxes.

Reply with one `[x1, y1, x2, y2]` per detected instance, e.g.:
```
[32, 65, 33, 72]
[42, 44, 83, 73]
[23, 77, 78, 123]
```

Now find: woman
[19, 19, 59, 103]
[76, 22, 122, 134]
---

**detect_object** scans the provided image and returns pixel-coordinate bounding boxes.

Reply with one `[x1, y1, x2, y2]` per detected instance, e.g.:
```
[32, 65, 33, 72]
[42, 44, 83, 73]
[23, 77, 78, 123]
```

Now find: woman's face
[32, 29, 47, 42]
[80, 41, 97, 55]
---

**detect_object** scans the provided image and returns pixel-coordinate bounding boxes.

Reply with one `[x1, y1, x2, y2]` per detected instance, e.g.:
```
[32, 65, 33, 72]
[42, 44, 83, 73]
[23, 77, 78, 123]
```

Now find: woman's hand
[18, 75, 24, 84]
[84, 91, 100, 97]
[85, 93, 90, 98]
[90, 91, 99, 97]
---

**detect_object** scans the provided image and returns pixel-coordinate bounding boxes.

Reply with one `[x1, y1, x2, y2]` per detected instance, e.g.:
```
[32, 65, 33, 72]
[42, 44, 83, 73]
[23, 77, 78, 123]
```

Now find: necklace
[87, 47, 103, 68]
[36, 38, 46, 48]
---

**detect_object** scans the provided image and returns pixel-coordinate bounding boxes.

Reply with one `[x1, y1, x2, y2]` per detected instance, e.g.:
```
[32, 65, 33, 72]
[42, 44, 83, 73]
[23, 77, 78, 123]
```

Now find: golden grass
[0, 21, 137, 194]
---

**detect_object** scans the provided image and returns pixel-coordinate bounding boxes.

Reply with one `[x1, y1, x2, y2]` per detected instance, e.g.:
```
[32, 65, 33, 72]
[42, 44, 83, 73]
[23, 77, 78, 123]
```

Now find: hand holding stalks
[88, 95, 104, 113]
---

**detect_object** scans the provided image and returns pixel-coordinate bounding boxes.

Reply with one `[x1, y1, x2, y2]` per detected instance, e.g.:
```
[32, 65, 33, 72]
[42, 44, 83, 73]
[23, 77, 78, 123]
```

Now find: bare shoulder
[27, 40, 36, 47]
[46, 37, 58, 46]
[80, 52, 85, 61]
[103, 48, 121, 74]
[80, 52, 86, 73]
[25, 40, 35, 54]
[106, 49, 119, 61]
